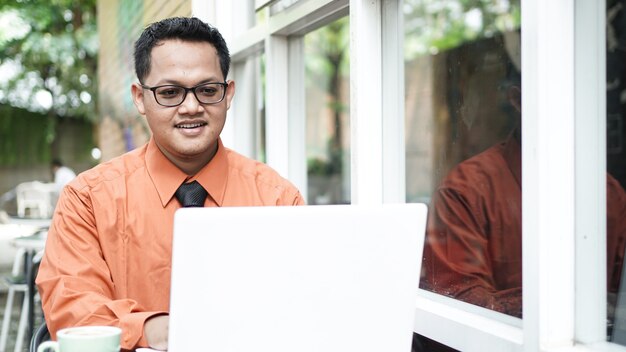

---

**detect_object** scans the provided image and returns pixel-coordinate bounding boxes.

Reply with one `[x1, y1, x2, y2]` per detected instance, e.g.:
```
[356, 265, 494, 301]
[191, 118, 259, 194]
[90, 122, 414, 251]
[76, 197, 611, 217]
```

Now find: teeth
[176, 123, 206, 129]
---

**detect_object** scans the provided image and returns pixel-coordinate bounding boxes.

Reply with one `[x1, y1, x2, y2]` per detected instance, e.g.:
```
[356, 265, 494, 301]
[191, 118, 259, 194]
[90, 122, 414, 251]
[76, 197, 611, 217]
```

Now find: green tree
[404, 0, 521, 60]
[0, 0, 97, 164]
[305, 17, 349, 175]
[0, 0, 97, 121]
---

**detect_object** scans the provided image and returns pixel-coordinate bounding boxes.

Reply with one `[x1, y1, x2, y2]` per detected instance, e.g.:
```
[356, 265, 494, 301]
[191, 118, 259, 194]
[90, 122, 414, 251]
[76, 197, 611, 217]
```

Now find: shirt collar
[146, 138, 229, 207]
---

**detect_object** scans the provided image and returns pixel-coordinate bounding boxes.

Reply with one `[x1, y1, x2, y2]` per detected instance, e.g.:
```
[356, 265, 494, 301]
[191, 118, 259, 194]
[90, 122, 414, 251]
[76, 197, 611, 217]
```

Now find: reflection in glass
[234, 52, 266, 163]
[270, 0, 302, 14]
[606, 0, 626, 344]
[404, 2, 521, 349]
[256, 5, 268, 25]
[256, 54, 267, 163]
[304, 17, 350, 205]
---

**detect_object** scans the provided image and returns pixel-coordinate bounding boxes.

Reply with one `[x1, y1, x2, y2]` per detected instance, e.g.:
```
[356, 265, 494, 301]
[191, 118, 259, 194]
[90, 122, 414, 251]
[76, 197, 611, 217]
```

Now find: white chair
[0, 245, 44, 352]
[15, 182, 55, 219]
[0, 247, 28, 352]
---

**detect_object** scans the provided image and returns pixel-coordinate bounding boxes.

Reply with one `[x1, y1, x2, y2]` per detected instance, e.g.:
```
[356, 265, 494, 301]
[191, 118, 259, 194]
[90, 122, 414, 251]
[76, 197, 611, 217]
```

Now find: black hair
[51, 158, 63, 167]
[133, 17, 231, 83]
[504, 60, 521, 88]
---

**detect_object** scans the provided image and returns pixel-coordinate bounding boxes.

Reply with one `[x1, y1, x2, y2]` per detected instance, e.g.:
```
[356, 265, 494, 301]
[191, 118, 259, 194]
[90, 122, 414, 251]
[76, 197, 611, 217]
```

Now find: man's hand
[144, 315, 169, 350]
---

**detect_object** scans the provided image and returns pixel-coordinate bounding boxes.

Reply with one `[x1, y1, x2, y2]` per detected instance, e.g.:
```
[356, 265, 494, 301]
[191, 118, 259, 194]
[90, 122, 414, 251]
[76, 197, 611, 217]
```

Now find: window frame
[199, 0, 626, 350]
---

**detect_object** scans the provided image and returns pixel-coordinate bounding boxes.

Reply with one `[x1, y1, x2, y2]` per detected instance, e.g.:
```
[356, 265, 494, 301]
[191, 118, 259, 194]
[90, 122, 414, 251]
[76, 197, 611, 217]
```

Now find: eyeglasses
[140, 82, 228, 107]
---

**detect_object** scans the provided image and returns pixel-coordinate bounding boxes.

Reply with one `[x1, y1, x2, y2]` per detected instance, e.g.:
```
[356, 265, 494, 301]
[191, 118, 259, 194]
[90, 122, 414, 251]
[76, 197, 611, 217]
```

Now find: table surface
[11, 230, 47, 251]
[5, 216, 51, 227]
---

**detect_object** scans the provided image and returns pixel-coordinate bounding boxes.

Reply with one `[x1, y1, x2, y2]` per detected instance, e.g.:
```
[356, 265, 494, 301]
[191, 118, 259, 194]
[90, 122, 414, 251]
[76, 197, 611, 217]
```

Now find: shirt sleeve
[420, 187, 522, 317]
[277, 182, 306, 206]
[607, 175, 626, 324]
[290, 190, 306, 206]
[35, 184, 166, 350]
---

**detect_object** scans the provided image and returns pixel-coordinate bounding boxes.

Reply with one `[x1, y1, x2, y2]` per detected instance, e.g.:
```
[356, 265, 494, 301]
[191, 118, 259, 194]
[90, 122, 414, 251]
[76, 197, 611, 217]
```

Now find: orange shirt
[36, 138, 304, 350]
[421, 135, 626, 319]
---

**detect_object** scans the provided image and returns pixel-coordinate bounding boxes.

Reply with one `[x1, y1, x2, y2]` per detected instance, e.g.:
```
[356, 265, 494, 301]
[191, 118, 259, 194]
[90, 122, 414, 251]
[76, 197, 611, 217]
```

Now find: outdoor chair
[0, 248, 44, 352]
[28, 322, 49, 352]
[0, 247, 28, 352]
[15, 181, 55, 219]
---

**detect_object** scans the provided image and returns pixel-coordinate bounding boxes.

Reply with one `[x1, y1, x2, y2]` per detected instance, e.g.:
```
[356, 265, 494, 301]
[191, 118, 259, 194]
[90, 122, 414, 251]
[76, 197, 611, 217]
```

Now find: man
[420, 68, 626, 321]
[50, 158, 76, 192]
[36, 17, 304, 351]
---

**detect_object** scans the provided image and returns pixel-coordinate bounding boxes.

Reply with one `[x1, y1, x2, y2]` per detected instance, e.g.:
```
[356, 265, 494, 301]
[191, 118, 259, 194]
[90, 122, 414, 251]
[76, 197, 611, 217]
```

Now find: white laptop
[168, 204, 427, 352]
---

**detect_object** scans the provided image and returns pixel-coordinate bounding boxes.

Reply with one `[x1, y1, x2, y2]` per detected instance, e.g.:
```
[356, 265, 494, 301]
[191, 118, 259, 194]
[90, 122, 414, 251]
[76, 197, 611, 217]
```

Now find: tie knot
[175, 181, 207, 207]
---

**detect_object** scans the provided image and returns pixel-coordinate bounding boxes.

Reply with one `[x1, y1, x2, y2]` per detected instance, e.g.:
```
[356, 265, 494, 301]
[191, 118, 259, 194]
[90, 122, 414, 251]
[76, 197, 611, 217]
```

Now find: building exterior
[97, 1, 625, 351]
[97, 0, 191, 161]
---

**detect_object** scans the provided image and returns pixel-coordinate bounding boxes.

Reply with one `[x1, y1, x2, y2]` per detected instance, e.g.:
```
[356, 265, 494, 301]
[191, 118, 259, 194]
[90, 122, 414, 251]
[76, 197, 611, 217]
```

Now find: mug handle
[37, 340, 59, 352]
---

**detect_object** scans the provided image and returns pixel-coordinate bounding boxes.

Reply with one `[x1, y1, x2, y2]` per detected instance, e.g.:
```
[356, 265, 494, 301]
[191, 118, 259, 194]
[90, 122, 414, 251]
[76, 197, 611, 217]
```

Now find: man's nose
[178, 91, 202, 113]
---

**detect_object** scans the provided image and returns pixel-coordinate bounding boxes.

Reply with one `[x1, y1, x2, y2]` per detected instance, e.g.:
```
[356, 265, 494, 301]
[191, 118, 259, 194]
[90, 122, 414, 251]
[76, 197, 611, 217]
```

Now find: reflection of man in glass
[420, 61, 626, 320]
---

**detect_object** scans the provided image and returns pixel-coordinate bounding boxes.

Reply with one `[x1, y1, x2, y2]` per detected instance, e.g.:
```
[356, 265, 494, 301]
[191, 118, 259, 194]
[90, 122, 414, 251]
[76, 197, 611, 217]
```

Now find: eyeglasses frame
[139, 81, 229, 107]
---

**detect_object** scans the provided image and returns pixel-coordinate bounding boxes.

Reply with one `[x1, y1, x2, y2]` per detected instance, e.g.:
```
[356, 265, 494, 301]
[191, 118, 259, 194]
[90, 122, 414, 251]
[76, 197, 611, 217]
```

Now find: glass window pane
[269, 0, 303, 15]
[606, 0, 626, 344]
[304, 17, 351, 205]
[256, 5, 268, 25]
[232, 52, 266, 163]
[257, 54, 267, 163]
[404, 0, 522, 336]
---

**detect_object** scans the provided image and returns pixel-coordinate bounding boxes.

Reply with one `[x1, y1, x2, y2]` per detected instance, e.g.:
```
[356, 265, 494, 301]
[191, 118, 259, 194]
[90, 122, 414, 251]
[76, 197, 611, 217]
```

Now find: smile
[175, 122, 207, 129]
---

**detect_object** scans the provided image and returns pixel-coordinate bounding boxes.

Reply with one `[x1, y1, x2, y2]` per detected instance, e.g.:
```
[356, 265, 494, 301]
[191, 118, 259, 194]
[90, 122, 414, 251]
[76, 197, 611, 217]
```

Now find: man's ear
[507, 85, 521, 114]
[224, 80, 236, 110]
[131, 83, 147, 115]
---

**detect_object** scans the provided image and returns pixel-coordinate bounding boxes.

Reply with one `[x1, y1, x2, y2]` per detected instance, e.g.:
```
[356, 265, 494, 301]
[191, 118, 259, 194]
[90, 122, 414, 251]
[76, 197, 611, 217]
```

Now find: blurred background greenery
[0, 0, 98, 198]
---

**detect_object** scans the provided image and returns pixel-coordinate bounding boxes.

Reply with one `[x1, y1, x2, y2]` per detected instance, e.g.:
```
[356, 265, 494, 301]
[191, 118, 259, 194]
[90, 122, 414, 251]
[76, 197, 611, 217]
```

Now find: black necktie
[175, 181, 207, 207]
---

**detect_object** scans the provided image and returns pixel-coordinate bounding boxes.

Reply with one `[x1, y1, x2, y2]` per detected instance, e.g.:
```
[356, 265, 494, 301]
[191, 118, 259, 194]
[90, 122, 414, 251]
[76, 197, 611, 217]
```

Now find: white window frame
[197, 0, 626, 351]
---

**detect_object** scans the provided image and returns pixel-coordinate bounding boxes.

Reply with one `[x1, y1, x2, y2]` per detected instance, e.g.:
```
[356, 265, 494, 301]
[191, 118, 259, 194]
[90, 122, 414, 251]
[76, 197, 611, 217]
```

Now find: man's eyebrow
[151, 78, 223, 86]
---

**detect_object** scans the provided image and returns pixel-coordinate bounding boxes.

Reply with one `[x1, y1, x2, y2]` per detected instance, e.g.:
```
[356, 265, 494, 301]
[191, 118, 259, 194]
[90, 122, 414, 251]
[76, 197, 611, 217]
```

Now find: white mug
[37, 325, 122, 352]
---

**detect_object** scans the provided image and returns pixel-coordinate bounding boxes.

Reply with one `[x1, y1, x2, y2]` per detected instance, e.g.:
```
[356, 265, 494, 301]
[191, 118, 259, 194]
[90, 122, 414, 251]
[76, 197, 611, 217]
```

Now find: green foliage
[404, 0, 521, 60]
[0, 104, 52, 165]
[304, 17, 349, 92]
[304, 17, 350, 178]
[0, 104, 96, 166]
[307, 157, 333, 177]
[307, 139, 344, 177]
[0, 0, 97, 169]
[0, 0, 98, 120]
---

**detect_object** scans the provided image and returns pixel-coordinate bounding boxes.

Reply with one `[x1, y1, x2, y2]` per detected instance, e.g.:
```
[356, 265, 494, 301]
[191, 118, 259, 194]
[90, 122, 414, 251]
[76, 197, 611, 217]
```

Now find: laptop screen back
[168, 204, 427, 352]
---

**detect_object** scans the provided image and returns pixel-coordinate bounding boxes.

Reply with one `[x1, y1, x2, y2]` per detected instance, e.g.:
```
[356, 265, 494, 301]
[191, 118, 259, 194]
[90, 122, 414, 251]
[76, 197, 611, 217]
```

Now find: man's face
[131, 39, 235, 170]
